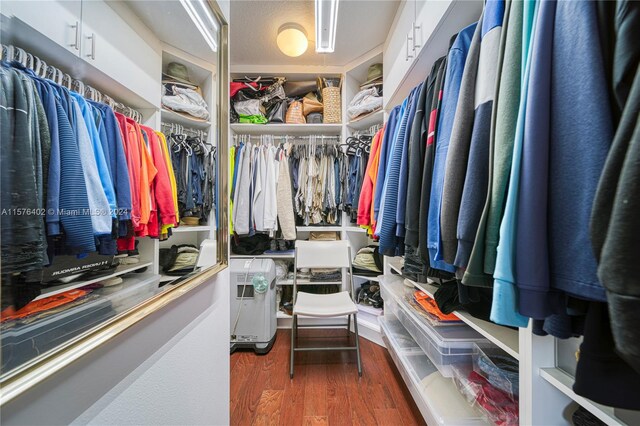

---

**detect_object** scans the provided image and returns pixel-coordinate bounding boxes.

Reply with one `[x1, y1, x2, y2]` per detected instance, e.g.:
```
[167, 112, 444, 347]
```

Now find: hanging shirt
[157, 131, 180, 230]
[357, 127, 384, 233]
[116, 112, 141, 229]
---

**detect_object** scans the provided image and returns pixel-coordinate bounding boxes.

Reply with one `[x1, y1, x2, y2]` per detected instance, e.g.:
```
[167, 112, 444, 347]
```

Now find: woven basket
[322, 87, 342, 123]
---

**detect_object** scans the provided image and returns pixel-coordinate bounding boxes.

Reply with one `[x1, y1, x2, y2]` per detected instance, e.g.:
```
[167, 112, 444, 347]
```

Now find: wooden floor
[230, 329, 425, 426]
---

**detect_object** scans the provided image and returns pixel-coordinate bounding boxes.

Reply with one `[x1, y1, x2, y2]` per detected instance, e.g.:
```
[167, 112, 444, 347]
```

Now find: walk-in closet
[0, 0, 639, 425]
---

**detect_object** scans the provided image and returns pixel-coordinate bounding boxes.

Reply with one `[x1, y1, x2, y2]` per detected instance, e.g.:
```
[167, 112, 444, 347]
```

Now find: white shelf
[344, 226, 367, 233]
[159, 275, 180, 283]
[172, 225, 212, 233]
[347, 109, 384, 131]
[230, 123, 342, 135]
[357, 314, 382, 333]
[296, 226, 342, 232]
[351, 273, 380, 282]
[539, 368, 622, 426]
[277, 280, 342, 286]
[37, 261, 154, 301]
[388, 256, 403, 275]
[230, 253, 294, 259]
[277, 311, 291, 319]
[161, 108, 211, 130]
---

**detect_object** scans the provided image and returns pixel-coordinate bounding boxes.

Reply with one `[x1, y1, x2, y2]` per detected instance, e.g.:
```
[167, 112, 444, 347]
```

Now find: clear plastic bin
[380, 274, 412, 320]
[381, 319, 488, 425]
[379, 316, 421, 353]
[395, 299, 487, 377]
[94, 273, 160, 313]
[473, 343, 519, 399]
[452, 363, 519, 426]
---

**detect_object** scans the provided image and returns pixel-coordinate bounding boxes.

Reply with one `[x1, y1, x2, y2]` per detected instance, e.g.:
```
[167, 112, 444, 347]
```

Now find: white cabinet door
[1, 0, 82, 56]
[80, 0, 160, 106]
[383, 0, 417, 108]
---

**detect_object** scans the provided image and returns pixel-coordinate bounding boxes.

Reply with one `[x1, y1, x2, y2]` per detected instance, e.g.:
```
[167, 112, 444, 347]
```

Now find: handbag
[302, 94, 323, 116]
[266, 99, 288, 123]
[285, 100, 306, 124]
[284, 80, 319, 98]
[306, 112, 323, 124]
[234, 99, 263, 116]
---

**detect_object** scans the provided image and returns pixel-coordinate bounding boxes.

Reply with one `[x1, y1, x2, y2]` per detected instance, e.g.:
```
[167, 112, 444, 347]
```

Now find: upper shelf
[230, 123, 342, 136]
[347, 109, 384, 131]
[161, 108, 211, 130]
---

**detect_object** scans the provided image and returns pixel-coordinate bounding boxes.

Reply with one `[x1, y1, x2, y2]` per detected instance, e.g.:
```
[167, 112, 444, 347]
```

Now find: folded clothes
[311, 272, 341, 282]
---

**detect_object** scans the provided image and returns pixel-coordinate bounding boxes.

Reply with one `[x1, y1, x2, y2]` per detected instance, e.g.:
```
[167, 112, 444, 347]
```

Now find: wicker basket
[322, 87, 342, 123]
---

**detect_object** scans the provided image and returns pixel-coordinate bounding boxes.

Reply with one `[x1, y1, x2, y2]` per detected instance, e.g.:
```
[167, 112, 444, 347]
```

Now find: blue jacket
[428, 22, 477, 272]
[375, 102, 405, 236]
[378, 90, 415, 254]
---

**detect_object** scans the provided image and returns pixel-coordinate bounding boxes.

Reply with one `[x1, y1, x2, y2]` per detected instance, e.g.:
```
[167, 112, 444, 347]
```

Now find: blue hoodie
[428, 22, 477, 273]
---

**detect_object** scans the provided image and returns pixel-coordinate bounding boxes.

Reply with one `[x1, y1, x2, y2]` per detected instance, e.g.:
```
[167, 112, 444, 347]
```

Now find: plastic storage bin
[95, 273, 160, 313]
[395, 299, 487, 377]
[473, 343, 519, 399]
[381, 273, 488, 377]
[1, 298, 115, 372]
[379, 274, 410, 320]
[379, 316, 421, 353]
[381, 315, 487, 425]
[451, 362, 519, 426]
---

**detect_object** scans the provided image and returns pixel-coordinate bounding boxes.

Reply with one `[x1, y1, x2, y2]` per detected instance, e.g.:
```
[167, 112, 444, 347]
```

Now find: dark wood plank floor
[230, 329, 425, 426]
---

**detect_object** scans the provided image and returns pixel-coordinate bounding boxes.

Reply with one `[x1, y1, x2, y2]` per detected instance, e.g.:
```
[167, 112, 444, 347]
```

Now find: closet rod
[233, 135, 340, 141]
[161, 122, 208, 138]
[0, 43, 143, 123]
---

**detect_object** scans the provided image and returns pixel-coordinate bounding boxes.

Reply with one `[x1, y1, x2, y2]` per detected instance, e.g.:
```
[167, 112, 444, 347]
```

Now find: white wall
[1, 270, 230, 426]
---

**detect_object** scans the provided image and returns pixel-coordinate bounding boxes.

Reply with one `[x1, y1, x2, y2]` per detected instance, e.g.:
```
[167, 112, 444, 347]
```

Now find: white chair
[289, 240, 362, 378]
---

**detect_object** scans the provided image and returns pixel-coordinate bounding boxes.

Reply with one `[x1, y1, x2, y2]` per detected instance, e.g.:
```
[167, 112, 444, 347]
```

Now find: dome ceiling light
[277, 23, 308, 57]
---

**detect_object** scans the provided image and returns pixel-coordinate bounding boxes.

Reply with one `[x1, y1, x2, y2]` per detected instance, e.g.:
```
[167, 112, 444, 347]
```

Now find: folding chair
[289, 240, 362, 378]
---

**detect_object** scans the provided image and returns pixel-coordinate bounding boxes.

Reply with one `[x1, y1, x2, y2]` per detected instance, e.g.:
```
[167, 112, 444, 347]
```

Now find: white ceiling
[123, 1, 218, 64]
[230, 0, 399, 67]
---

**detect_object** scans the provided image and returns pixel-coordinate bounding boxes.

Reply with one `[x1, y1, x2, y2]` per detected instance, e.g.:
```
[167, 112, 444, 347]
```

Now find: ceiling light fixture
[277, 23, 308, 57]
[180, 0, 219, 52]
[315, 0, 339, 53]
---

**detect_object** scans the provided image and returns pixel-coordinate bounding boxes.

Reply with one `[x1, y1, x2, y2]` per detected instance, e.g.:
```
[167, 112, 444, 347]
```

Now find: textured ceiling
[230, 0, 399, 66]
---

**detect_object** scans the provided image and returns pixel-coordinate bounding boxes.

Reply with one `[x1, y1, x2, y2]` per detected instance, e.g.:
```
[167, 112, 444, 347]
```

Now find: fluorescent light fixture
[180, 0, 219, 52]
[315, 0, 339, 53]
[277, 23, 308, 57]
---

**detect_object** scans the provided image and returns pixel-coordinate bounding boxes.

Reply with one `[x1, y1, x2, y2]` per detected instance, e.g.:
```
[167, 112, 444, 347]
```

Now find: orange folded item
[413, 290, 460, 322]
[1, 289, 90, 322]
